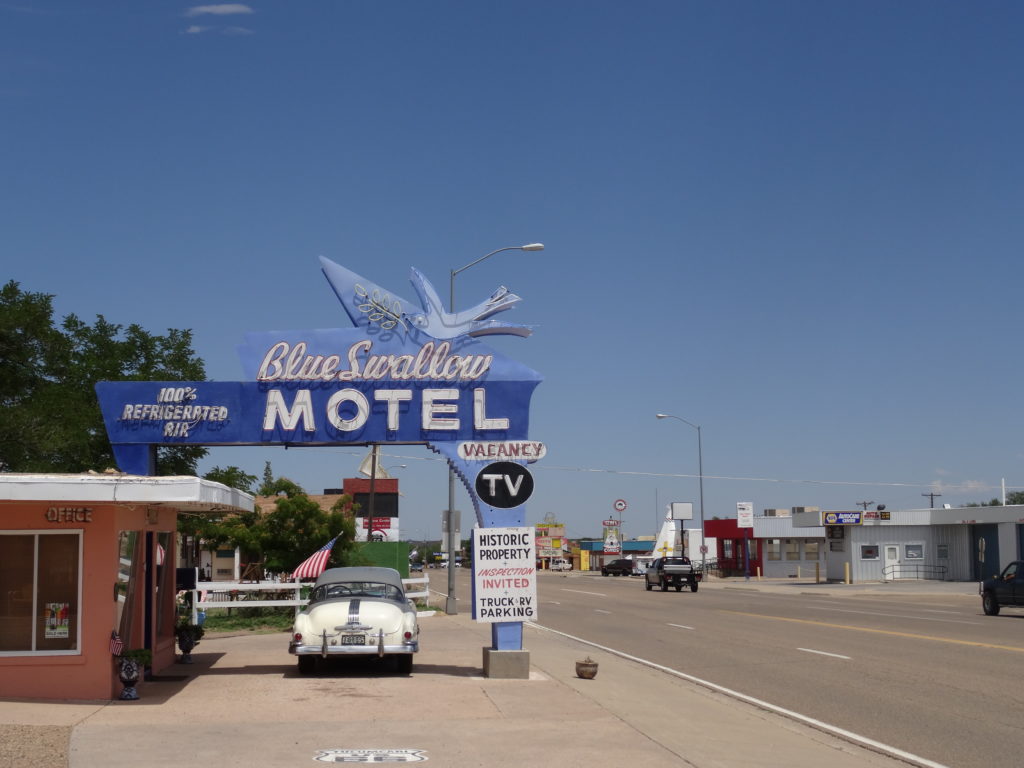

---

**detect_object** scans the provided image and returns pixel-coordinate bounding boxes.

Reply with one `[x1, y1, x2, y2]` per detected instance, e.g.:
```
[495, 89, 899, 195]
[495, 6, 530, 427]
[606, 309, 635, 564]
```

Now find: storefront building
[0, 473, 253, 701]
[792, 505, 1024, 582]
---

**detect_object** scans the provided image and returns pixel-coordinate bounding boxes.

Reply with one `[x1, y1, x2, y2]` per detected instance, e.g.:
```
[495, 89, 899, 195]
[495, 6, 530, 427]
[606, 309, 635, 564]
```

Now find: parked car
[289, 566, 419, 674]
[409, 562, 424, 572]
[980, 560, 1024, 616]
[550, 558, 572, 571]
[601, 559, 635, 576]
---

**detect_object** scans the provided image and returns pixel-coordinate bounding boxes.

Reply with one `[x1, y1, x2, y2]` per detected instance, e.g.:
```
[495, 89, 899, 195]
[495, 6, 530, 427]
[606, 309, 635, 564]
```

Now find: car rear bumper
[289, 641, 418, 657]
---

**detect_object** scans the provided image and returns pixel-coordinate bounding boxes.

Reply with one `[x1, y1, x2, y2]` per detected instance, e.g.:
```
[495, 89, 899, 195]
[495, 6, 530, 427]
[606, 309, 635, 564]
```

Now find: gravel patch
[0, 724, 70, 768]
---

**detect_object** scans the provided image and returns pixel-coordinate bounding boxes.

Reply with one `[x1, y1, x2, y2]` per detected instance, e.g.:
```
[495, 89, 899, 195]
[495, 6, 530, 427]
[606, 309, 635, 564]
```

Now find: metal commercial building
[792, 505, 1024, 583]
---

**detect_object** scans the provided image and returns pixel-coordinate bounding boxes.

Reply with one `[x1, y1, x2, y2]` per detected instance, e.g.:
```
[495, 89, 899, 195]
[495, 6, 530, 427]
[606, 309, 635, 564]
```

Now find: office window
[860, 545, 880, 560]
[766, 539, 781, 560]
[804, 540, 820, 560]
[905, 544, 924, 560]
[0, 532, 81, 654]
[937, 544, 949, 559]
[785, 539, 800, 561]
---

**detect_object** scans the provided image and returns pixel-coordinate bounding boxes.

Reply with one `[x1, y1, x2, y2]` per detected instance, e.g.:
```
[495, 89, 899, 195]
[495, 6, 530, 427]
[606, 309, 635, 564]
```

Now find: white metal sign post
[473, 527, 537, 623]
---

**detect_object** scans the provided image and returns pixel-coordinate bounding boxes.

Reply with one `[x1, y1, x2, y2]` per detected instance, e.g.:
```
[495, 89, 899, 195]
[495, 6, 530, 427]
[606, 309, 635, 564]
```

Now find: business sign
[602, 518, 621, 555]
[96, 256, 544, 651]
[474, 462, 534, 509]
[473, 527, 537, 622]
[96, 258, 541, 524]
[823, 511, 863, 525]
[737, 502, 754, 528]
[458, 441, 545, 462]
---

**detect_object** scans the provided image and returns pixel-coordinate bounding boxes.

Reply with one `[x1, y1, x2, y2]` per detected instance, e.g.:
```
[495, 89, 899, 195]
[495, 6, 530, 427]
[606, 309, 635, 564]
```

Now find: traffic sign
[475, 462, 534, 509]
[613, 499, 627, 512]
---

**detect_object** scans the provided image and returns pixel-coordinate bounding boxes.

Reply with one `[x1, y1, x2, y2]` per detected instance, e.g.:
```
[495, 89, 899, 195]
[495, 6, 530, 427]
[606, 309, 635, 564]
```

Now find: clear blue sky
[5, 1, 1024, 541]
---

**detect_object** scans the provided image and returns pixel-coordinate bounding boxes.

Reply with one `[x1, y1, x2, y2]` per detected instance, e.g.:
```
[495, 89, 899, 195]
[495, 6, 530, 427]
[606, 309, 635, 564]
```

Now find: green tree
[197, 478, 361, 576]
[967, 492, 1024, 507]
[259, 485, 357, 573]
[259, 461, 275, 495]
[204, 465, 258, 494]
[0, 281, 207, 474]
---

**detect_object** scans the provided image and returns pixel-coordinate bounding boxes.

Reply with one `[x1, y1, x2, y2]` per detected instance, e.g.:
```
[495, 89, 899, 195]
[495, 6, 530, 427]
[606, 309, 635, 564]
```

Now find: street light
[656, 413, 706, 577]
[445, 243, 545, 615]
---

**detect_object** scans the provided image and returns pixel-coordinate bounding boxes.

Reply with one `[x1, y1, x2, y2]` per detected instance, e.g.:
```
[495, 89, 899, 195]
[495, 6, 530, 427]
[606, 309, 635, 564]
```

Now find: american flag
[109, 630, 124, 656]
[291, 536, 339, 580]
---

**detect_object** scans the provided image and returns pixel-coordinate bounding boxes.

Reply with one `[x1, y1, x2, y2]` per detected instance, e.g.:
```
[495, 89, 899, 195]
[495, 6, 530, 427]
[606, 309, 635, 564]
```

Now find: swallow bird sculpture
[319, 256, 533, 340]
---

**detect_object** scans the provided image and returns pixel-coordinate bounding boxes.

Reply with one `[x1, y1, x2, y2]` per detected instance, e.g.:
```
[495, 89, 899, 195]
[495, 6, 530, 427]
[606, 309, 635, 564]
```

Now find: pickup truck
[644, 556, 701, 592]
[980, 560, 1024, 615]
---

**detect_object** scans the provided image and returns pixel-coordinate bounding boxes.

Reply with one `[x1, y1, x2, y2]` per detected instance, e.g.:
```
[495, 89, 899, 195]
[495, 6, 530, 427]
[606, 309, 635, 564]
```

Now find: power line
[315, 447, 1024, 494]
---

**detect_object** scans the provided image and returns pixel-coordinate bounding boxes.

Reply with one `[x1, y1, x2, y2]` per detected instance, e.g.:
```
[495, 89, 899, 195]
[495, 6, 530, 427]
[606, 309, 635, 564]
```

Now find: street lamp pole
[444, 243, 545, 615]
[656, 413, 705, 577]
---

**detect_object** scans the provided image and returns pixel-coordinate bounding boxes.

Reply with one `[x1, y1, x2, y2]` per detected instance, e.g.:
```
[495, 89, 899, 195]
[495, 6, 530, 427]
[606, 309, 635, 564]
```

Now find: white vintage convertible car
[289, 566, 419, 674]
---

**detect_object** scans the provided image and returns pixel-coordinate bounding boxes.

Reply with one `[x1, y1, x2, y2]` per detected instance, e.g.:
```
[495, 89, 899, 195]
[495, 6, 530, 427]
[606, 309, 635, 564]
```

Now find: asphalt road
[431, 568, 1021, 768]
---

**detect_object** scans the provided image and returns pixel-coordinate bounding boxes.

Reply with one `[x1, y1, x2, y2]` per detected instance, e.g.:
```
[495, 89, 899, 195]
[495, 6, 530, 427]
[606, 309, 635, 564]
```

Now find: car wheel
[396, 655, 413, 675]
[982, 591, 1000, 616]
[645, 581, 653, 591]
[297, 655, 316, 675]
[690, 581, 699, 593]
[660, 578, 668, 592]
[602, 571, 609, 576]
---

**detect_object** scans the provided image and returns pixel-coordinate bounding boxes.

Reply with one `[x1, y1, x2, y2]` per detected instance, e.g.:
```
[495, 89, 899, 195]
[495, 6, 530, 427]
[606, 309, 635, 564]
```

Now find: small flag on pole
[109, 630, 124, 656]
[291, 536, 340, 581]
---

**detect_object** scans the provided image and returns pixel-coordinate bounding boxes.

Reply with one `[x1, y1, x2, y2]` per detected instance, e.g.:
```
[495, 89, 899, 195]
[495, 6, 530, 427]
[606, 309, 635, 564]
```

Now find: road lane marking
[807, 606, 980, 625]
[667, 623, 694, 630]
[526, 621, 950, 768]
[561, 589, 607, 597]
[595, 609, 612, 614]
[798, 647, 851, 660]
[722, 610, 1024, 653]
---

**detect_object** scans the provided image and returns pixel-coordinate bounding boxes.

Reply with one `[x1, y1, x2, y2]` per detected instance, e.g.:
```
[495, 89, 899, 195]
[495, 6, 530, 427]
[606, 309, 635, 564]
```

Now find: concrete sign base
[482, 648, 530, 679]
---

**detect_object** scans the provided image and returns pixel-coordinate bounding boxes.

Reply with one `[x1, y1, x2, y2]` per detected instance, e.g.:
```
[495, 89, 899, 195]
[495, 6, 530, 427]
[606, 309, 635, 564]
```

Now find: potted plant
[175, 621, 205, 664]
[575, 656, 599, 679]
[116, 648, 151, 700]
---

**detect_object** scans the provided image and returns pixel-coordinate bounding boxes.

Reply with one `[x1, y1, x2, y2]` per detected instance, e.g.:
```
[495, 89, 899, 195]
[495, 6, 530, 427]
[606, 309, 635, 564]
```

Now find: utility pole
[922, 492, 941, 509]
[855, 501, 875, 511]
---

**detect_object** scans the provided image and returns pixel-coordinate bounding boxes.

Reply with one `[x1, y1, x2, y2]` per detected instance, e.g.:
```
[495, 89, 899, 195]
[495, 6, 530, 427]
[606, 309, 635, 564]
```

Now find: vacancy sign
[473, 527, 537, 623]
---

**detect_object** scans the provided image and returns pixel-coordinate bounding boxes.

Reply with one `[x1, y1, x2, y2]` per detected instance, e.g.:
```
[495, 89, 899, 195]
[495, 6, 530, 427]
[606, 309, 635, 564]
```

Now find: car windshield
[311, 581, 405, 603]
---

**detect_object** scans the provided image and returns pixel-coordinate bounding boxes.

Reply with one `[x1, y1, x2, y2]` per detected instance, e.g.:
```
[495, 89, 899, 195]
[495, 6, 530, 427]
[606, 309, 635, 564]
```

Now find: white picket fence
[190, 576, 433, 621]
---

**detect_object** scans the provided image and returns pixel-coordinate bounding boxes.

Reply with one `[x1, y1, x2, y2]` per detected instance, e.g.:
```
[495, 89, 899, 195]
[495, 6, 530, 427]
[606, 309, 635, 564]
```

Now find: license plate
[341, 634, 365, 646]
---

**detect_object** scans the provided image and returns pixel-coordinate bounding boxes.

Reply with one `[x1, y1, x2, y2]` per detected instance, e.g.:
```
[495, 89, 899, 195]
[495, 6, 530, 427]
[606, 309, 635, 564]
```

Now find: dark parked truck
[645, 556, 701, 592]
[980, 560, 1024, 615]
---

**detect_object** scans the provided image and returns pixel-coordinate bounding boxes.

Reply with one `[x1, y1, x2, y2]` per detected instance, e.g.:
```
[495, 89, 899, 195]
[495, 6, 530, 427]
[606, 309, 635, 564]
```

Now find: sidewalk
[0, 608, 931, 768]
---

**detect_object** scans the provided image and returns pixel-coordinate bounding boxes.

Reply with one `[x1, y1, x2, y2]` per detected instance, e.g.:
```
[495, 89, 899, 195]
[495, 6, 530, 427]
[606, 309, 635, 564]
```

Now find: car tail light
[404, 631, 412, 640]
[294, 633, 302, 642]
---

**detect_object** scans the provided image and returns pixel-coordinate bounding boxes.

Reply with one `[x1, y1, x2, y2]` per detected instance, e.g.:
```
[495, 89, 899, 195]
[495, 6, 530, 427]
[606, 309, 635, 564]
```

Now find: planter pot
[177, 633, 196, 664]
[575, 659, 599, 679]
[118, 658, 141, 700]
